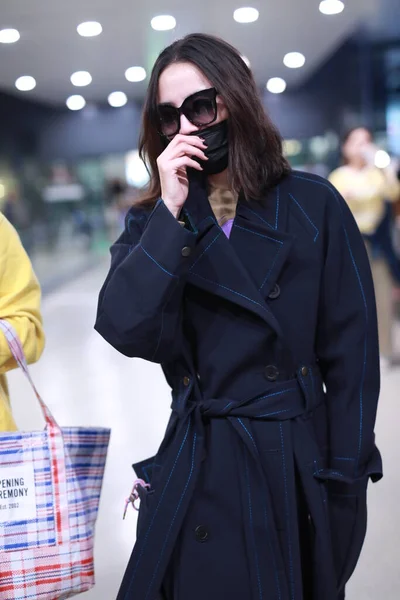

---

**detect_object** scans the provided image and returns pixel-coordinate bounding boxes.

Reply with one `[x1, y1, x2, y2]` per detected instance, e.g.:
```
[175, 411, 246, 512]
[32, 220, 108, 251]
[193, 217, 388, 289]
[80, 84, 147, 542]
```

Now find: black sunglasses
[157, 87, 218, 138]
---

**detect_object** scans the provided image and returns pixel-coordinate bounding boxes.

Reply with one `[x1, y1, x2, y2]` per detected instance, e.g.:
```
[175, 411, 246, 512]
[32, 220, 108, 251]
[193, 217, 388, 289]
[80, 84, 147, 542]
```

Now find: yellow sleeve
[328, 168, 346, 196]
[0, 214, 45, 374]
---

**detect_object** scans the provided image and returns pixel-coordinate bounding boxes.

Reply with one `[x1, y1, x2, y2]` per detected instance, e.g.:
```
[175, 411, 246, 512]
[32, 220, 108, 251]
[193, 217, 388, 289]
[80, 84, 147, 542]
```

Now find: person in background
[0, 213, 45, 430]
[329, 127, 400, 367]
[104, 179, 128, 241]
[96, 34, 381, 600]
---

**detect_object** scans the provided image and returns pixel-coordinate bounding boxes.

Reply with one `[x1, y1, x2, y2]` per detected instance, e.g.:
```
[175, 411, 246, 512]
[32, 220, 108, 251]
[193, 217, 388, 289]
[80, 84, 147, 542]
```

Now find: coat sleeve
[316, 183, 382, 483]
[95, 200, 197, 362]
[0, 215, 45, 374]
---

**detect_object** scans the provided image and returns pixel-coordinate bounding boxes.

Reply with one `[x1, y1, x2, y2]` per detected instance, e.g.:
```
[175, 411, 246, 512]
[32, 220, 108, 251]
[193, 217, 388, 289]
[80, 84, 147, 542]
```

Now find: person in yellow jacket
[329, 126, 400, 365]
[0, 213, 45, 430]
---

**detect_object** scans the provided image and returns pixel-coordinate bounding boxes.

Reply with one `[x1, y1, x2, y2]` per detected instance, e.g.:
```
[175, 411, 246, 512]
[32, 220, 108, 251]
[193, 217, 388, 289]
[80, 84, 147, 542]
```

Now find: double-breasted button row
[264, 365, 279, 381]
[195, 525, 209, 542]
[268, 283, 281, 300]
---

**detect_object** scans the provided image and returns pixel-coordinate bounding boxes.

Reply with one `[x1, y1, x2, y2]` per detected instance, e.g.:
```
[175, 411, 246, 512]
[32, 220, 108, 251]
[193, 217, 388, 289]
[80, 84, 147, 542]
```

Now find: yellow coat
[0, 214, 45, 431]
[329, 165, 400, 235]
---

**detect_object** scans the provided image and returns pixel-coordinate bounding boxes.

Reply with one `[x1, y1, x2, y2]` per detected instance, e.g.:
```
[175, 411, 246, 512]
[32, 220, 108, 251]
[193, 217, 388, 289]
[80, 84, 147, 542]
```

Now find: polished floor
[7, 263, 400, 599]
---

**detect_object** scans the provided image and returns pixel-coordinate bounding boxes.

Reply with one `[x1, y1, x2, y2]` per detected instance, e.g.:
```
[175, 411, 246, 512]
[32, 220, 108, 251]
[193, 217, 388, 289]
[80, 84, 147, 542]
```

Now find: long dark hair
[138, 33, 290, 205]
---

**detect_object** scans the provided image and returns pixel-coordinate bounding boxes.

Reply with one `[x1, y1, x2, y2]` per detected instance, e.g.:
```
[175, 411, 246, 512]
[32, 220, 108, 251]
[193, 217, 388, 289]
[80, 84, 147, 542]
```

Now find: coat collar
[183, 172, 294, 338]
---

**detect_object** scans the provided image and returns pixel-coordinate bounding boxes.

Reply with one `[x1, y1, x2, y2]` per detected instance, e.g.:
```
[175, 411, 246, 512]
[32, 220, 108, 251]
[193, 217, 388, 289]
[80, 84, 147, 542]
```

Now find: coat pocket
[325, 478, 368, 593]
[136, 482, 156, 538]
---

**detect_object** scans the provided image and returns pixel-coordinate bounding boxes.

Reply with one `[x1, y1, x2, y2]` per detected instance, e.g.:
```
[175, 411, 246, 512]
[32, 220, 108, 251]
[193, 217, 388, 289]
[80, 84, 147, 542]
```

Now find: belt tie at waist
[117, 367, 337, 600]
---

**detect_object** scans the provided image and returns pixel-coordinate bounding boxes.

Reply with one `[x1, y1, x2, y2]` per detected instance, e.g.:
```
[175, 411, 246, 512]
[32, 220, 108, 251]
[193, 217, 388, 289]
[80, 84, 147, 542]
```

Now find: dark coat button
[181, 246, 191, 257]
[268, 283, 281, 300]
[195, 525, 209, 542]
[265, 365, 279, 381]
[183, 376, 191, 387]
[301, 366, 309, 377]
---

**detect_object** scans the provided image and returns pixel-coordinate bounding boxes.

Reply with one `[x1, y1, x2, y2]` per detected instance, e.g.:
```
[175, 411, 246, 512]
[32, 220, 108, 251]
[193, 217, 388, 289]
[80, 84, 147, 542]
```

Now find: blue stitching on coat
[197, 214, 220, 229]
[189, 232, 221, 272]
[292, 173, 368, 471]
[257, 388, 297, 401]
[233, 224, 284, 245]
[257, 408, 291, 418]
[222, 401, 234, 411]
[242, 206, 275, 230]
[275, 186, 280, 229]
[145, 434, 197, 599]
[334, 457, 355, 462]
[140, 463, 160, 483]
[259, 244, 282, 291]
[189, 272, 273, 315]
[288, 193, 319, 242]
[314, 468, 345, 478]
[237, 410, 282, 599]
[124, 419, 191, 595]
[279, 424, 295, 600]
[244, 453, 264, 600]
[142, 464, 152, 484]
[232, 223, 284, 292]
[139, 245, 178, 279]
[238, 418, 258, 452]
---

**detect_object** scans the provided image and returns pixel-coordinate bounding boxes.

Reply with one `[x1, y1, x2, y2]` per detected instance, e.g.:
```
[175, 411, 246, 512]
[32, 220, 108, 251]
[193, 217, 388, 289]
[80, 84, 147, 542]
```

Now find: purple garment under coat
[221, 218, 234, 239]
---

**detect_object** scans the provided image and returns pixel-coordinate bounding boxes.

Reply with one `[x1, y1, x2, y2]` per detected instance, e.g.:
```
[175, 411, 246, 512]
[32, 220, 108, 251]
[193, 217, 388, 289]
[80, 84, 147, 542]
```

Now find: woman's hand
[157, 135, 208, 218]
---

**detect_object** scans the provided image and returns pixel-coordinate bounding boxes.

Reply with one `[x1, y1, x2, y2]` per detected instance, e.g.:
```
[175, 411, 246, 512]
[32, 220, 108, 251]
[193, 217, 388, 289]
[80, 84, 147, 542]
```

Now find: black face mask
[189, 120, 229, 175]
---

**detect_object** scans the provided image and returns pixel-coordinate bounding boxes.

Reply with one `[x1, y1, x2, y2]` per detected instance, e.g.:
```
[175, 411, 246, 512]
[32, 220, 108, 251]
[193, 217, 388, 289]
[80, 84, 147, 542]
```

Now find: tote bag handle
[0, 319, 59, 429]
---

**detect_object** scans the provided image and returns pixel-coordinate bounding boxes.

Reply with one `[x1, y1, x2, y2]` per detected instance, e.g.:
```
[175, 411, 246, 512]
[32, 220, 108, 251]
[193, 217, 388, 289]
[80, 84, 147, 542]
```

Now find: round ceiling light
[15, 76, 36, 91]
[283, 52, 306, 69]
[266, 77, 287, 94]
[66, 95, 86, 111]
[77, 21, 103, 37]
[125, 150, 150, 188]
[233, 7, 259, 23]
[319, 1, 345, 15]
[108, 91, 128, 107]
[151, 15, 176, 31]
[125, 66, 147, 82]
[70, 71, 92, 87]
[0, 28, 20, 44]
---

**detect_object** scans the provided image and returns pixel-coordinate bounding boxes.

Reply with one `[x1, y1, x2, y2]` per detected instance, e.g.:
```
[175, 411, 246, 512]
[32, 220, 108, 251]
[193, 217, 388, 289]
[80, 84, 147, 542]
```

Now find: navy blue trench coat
[95, 170, 382, 600]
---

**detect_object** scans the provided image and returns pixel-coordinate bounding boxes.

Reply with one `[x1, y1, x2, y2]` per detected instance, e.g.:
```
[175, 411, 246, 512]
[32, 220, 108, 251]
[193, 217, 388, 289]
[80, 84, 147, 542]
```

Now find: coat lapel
[230, 185, 294, 299]
[183, 173, 293, 338]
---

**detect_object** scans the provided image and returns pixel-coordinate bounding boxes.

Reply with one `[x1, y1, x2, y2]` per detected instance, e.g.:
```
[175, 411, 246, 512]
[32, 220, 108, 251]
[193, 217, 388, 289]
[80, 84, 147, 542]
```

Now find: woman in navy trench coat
[95, 34, 382, 600]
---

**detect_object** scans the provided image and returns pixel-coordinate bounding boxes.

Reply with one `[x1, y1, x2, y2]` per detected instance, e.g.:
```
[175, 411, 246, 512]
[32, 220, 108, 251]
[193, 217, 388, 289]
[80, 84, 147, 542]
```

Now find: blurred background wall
[0, 0, 399, 292]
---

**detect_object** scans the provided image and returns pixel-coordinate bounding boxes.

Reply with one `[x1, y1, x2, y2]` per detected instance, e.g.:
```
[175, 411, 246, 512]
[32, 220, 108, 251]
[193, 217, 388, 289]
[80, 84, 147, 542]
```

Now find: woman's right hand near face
[157, 135, 208, 218]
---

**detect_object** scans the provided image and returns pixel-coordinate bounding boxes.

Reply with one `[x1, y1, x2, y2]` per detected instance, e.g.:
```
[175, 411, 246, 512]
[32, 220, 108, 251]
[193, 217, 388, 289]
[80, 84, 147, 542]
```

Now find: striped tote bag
[0, 320, 110, 599]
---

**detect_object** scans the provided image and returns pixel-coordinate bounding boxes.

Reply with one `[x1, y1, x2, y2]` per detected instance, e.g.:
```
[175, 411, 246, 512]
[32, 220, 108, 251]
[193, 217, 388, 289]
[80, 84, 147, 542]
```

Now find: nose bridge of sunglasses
[179, 112, 200, 135]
